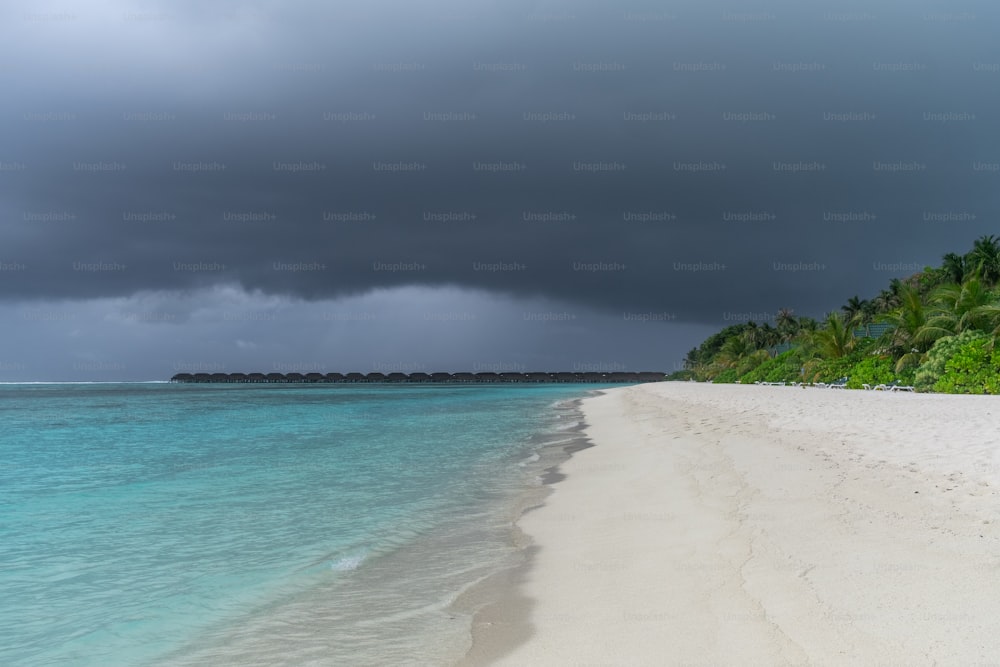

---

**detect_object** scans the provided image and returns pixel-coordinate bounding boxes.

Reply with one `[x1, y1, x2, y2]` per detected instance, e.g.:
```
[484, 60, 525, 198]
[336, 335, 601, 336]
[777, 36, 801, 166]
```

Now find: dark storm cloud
[2, 0, 1000, 329]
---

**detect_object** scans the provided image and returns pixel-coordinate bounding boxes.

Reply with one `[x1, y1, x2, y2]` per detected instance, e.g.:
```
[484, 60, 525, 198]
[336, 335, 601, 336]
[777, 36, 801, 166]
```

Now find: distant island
[170, 371, 668, 384]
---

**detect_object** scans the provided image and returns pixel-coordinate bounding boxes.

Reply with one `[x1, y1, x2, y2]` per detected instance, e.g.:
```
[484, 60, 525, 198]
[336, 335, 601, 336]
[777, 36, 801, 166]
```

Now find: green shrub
[803, 356, 856, 384]
[932, 335, 1000, 394]
[845, 356, 896, 389]
[739, 349, 804, 384]
[735, 351, 769, 377]
[712, 368, 739, 383]
[914, 331, 988, 392]
[897, 365, 917, 387]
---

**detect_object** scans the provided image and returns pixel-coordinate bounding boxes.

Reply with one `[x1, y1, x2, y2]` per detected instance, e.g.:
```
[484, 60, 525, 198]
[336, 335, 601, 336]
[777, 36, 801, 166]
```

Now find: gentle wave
[330, 553, 367, 571]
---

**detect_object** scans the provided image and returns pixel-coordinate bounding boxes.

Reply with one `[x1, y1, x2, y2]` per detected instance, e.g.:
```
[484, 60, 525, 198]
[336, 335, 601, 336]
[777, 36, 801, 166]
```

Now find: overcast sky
[2, 0, 998, 380]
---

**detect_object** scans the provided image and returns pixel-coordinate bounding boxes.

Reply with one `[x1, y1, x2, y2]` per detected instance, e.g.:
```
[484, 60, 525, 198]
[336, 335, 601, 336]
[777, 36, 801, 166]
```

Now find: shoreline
[469, 382, 1000, 664]
[453, 397, 596, 666]
[452, 395, 596, 665]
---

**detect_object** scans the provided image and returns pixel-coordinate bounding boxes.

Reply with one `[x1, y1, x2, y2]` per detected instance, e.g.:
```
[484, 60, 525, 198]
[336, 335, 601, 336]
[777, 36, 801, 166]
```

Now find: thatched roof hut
[386, 372, 409, 383]
[452, 372, 476, 383]
[171, 373, 193, 383]
[474, 372, 499, 383]
[265, 372, 286, 383]
[430, 372, 453, 382]
[409, 372, 431, 382]
[325, 372, 345, 383]
[344, 372, 366, 383]
[366, 372, 387, 382]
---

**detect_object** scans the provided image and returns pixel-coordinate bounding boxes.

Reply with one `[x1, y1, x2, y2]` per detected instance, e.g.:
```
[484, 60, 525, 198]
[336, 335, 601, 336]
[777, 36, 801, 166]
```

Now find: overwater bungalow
[169, 370, 667, 384]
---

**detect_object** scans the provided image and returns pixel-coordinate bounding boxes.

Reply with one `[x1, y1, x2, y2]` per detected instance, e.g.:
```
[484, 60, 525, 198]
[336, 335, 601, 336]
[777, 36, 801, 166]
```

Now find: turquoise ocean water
[0, 383, 596, 666]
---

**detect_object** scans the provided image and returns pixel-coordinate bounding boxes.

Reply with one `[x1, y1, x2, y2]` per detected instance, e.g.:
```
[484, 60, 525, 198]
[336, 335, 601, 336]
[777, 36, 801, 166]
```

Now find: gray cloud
[2, 0, 999, 377]
[0, 286, 708, 380]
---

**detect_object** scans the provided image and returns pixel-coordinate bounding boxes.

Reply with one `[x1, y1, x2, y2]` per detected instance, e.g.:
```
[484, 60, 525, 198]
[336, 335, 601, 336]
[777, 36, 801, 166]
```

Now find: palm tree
[716, 335, 753, 370]
[872, 278, 905, 314]
[776, 308, 798, 342]
[841, 296, 866, 324]
[967, 235, 1000, 286]
[872, 290, 894, 314]
[880, 283, 930, 372]
[759, 322, 782, 349]
[740, 321, 766, 350]
[861, 298, 877, 320]
[795, 316, 819, 337]
[917, 277, 1000, 343]
[942, 252, 968, 285]
[813, 312, 855, 359]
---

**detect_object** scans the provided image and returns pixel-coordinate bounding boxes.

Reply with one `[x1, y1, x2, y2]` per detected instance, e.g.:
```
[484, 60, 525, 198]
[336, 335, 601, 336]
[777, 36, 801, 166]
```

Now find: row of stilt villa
[169, 371, 667, 384]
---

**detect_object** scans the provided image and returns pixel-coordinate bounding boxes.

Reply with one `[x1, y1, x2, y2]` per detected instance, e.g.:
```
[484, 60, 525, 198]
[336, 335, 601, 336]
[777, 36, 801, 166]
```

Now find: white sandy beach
[474, 383, 1000, 666]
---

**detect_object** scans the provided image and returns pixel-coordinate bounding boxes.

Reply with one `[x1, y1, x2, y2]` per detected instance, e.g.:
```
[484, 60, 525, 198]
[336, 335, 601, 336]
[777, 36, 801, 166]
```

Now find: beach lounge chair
[873, 380, 914, 392]
[828, 377, 848, 389]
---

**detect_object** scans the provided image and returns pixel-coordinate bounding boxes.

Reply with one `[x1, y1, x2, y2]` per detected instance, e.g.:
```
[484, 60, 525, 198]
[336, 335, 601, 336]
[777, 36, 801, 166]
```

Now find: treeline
[670, 235, 1000, 394]
[171, 371, 668, 384]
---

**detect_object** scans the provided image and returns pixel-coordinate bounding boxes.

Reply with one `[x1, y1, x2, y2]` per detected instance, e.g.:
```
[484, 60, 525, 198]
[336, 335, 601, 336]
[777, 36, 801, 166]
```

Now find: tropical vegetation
[670, 236, 1000, 393]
